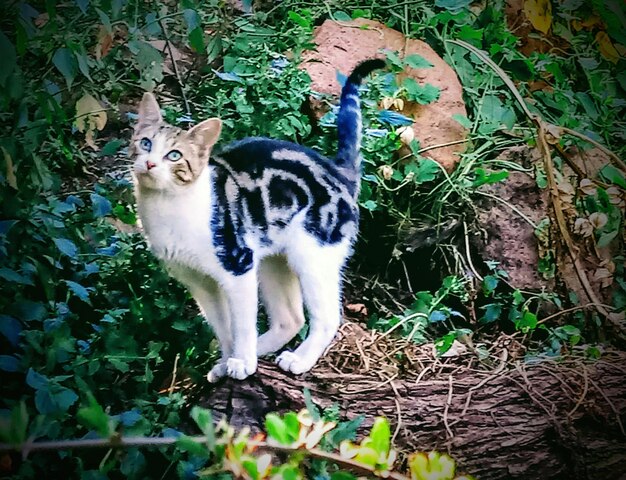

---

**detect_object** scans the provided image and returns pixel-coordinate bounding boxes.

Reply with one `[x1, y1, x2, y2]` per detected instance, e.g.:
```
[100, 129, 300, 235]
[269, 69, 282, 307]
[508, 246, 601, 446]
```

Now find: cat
[130, 59, 385, 382]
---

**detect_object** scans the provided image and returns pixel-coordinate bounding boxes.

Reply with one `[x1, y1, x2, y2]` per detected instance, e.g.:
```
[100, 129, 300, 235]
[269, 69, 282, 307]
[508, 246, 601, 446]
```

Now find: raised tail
[335, 58, 386, 170]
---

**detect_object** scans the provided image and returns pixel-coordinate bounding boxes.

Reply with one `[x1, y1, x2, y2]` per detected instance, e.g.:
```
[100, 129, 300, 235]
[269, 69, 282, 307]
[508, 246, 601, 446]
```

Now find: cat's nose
[146, 160, 156, 170]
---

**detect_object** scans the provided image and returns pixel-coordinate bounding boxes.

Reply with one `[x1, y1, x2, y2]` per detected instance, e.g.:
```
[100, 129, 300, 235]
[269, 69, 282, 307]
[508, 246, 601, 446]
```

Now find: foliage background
[0, 0, 624, 478]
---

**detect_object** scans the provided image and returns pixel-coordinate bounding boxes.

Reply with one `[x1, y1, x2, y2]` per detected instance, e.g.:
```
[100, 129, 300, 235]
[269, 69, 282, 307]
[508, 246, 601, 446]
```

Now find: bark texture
[198, 352, 626, 480]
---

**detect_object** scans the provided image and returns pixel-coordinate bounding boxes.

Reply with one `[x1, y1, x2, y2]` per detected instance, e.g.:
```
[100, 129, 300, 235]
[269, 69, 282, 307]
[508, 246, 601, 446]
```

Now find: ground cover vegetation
[0, 0, 624, 478]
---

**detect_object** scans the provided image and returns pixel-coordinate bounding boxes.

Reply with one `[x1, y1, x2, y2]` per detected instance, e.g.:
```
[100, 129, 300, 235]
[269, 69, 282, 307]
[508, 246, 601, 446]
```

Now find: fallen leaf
[378, 165, 394, 181]
[381, 97, 395, 110]
[1, 146, 17, 189]
[579, 178, 597, 196]
[34, 13, 49, 28]
[95, 26, 113, 60]
[572, 15, 602, 31]
[606, 186, 625, 208]
[148, 40, 186, 75]
[544, 123, 562, 144]
[74, 93, 107, 150]
[346, 303, 368, 315]
[396, 125, 415, 145]
[593, 267, 612, 288]
[523, 0, 552, 35]
[588, 212, 608, 230]
[440, 339, 468, 357]
[574, 218, 593, 237]
[596, 31, 620, 64]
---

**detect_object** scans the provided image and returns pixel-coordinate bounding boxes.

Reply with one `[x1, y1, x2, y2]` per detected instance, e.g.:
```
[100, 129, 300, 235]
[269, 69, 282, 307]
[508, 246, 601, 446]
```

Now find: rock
[475, 160, 553, 290]
[300, 18, 467, 171]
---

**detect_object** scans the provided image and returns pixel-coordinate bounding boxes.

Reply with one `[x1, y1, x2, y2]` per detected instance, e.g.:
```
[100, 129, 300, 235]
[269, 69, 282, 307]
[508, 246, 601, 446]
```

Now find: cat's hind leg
[276, 237, 347, 374]
[257, 255, 305, 357]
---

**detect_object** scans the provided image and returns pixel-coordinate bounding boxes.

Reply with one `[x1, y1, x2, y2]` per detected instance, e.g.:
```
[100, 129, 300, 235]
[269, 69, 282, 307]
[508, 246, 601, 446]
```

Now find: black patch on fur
[209, 138, 359, 275]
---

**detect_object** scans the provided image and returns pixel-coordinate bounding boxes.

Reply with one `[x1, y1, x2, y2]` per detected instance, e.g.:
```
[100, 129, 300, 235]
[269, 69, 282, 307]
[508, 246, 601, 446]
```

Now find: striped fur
[131, 60, 383, 381]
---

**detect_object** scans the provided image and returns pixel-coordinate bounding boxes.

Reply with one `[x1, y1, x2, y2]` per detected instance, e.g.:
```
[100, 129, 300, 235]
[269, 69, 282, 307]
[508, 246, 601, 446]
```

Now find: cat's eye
[166, 150, 183, 162]
[139, 137, 152, 152]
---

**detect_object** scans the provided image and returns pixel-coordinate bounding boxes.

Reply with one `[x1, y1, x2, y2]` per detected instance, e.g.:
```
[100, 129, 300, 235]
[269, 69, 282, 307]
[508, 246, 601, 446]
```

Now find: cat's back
[210, 137, 355, 195]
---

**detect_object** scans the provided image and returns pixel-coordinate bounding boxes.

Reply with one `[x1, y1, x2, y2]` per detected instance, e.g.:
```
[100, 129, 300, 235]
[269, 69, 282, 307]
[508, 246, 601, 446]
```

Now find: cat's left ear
[188, 118, 222, 147]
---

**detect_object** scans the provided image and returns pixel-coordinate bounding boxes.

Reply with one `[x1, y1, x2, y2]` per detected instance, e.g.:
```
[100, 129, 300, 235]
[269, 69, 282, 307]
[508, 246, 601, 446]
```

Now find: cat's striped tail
[335, 58, 386, 171]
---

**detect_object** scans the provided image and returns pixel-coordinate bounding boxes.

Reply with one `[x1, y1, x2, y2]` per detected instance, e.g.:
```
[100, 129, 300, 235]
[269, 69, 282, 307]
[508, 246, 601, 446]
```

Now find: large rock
[300, 18, 467, 171]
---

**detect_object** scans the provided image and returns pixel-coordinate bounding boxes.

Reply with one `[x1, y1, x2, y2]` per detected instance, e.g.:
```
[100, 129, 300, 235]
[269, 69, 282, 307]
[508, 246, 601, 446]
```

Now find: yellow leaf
[523, 0, 552, 35]
[74, 94, 107, 147]
[596, 31, 620, 64]
[1, 146, 17, 189]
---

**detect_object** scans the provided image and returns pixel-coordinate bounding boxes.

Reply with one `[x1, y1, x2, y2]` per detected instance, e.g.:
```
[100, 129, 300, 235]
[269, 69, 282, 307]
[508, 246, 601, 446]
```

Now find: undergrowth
[0, 0, 624, 478]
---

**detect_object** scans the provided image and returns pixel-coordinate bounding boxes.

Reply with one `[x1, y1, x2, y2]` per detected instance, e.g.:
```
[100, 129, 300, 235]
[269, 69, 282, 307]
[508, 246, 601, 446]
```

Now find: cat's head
[130, 93, 222, 191]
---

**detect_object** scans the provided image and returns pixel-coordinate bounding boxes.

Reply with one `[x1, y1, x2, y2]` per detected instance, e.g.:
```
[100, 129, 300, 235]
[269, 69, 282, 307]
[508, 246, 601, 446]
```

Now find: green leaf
[77, 393, 113, 438]
[368, 417, 390, 456]
[99, 139, 124, 157]
[383, 50, 404, 70]
[0, 355, 20, 372]
[176, 435, 208, 456]
[64, 280, 91, 302]
[412, 158, 440, 184]
[53, 238, 78, 259]
[481, 303, 502, 323]
[183, 8, 201, 31]
[52, 48, 78, 88]
[188, 27, 204, 53]
[361, 200, 378, 211]
[288, 11, 310, 28]
[452, 113, 472, 129]
[242, 459, 259, 480]
[0, 401, 28, 445]
[0, 31, 17, 87]
[472, 168, 509, 187]
[517, 310, 538, 331]
[91, 193, 112, 217]
[403, 78, 440, 104]
[331, 473, 357, 480]
[404, 54, 433, 69]
[96, 7, 112, 32]
[597, 230, 618, 248]
[75, 51, 92, 81]
[333, 11, 352, 21]
[75, 0, 89, 14]
[26, 368, 48, 390]
[599, 164, 626, 189]
[190, 406, 215, 451]
[328, 415, 363, 447]
[303, 388, 321, 421]
[265, 413, 291, 444]
[106, 357, 128, 373]
[35, 385, 78, 414]
[435, 0, 472, 11]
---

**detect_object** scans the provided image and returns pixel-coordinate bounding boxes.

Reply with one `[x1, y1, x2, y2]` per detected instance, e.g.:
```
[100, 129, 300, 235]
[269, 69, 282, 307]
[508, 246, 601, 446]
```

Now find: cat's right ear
[137, 92, 162, 127]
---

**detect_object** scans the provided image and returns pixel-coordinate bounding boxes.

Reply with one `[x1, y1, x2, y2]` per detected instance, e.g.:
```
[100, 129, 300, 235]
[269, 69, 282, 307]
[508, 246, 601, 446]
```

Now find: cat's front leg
[184, 277, 234, 383]
[222, 269, 259, 380]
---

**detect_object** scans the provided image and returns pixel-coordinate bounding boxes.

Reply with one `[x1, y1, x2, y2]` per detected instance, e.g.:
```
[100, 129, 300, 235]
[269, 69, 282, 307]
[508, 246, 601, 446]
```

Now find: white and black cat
[130, 59, 385, 381]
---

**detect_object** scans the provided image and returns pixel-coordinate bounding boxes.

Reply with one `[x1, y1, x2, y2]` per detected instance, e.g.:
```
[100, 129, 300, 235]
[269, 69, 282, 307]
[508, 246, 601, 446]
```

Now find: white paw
[276, 351, 314, 374]
[206, 361, 228, 383]
[226, 356, 257, 380]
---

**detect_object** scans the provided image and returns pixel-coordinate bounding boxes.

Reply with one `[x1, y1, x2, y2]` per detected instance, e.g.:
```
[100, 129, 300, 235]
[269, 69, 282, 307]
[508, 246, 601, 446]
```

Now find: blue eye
[139, 137, 152, 152]
[166, 150, 182, 161]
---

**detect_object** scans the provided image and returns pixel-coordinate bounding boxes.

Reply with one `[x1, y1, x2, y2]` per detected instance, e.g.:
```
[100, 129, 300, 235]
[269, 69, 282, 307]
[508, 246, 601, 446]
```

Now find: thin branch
[155, 5, 192, 118]
[560, 126, 626, 173]
[1, 436, 411, 480]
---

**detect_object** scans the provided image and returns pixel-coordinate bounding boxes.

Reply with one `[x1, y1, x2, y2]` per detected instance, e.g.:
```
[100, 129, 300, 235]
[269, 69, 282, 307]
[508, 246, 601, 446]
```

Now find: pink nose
[146, 160, 156, 170]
